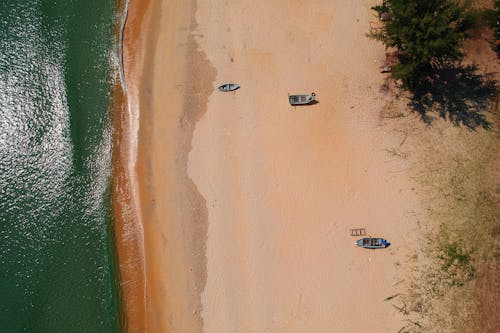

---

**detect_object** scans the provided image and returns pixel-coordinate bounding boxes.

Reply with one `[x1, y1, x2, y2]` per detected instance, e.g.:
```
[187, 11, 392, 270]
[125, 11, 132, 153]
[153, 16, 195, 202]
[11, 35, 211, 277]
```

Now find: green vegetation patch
[377, 83, 499, 332]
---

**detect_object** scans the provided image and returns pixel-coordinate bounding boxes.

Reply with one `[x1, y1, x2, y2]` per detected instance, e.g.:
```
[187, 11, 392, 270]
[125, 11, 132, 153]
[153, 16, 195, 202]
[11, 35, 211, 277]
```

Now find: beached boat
[356, 238, 391, 249]
[218, 83, 240, 92]
[288, 92, 316, 105]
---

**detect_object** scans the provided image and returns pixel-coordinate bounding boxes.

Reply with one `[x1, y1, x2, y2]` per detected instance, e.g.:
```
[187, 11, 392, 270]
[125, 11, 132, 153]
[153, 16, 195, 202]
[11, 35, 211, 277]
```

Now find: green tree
[493, 0, 500, 57]
[371, 0, 497, 129]
[372, 0, 473, 90]
[481, 0, 500, 57]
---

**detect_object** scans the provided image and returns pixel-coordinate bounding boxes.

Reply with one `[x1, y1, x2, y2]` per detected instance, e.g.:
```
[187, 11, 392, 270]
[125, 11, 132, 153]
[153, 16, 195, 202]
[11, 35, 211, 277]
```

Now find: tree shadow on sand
[408, 64, 498, 130]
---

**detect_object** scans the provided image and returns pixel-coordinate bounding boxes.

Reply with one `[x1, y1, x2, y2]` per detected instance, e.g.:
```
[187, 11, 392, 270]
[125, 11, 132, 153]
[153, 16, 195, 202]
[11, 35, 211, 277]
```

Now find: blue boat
[356, 238, 391, 249]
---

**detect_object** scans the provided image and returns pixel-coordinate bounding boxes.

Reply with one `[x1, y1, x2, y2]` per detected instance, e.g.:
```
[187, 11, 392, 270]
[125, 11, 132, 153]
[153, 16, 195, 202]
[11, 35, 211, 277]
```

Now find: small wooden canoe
[218, 83, 240, 92]
[356, 238, 390, 249]
[288, 92, 316, 105]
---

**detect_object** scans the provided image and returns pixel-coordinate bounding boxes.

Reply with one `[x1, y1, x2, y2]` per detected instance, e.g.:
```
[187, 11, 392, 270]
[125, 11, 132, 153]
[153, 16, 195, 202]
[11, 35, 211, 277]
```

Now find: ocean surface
[0, 0, 122, 331]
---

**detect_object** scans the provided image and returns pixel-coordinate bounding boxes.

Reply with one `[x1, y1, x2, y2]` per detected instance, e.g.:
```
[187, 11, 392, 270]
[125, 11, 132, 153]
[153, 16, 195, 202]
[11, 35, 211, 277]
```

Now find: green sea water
[0, 0, 122, 331]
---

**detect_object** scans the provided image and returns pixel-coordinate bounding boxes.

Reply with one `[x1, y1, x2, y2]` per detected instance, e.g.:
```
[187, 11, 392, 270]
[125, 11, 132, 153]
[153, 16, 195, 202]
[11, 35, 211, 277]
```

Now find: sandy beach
[123, 0, 421, 331]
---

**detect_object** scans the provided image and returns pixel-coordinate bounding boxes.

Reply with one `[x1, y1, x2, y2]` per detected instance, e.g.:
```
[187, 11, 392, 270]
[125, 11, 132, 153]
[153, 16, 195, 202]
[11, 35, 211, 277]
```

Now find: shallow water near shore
[0, 0, 121, 331]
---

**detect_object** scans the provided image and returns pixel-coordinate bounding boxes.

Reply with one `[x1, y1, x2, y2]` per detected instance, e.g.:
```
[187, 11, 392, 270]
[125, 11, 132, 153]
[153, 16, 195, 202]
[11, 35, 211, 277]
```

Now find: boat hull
[218, 83, 240, 91]
[356, 238, 390, 249]
[288, 92, 316, 105]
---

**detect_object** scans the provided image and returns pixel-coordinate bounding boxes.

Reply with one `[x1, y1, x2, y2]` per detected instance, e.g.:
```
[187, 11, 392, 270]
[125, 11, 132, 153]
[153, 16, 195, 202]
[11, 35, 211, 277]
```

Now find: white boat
[218, 83, 240, 92]
[288, 92, 316, 105]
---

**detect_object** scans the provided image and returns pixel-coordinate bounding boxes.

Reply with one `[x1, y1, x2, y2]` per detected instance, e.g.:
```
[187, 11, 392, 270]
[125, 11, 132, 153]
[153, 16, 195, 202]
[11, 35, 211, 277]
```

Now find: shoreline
[117, 0, 215, 331]
[115, 0, 498, 332]
[117, 0, 416, 331]
[112, 0, 152, 331]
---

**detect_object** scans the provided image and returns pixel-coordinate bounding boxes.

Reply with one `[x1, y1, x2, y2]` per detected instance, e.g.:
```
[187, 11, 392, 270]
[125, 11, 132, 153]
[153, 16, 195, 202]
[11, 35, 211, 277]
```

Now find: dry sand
[125, 0, 421, 332]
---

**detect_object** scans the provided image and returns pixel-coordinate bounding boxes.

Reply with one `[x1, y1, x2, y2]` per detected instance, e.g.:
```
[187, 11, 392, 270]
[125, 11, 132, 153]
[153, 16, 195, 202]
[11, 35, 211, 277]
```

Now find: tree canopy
[372, 0, 474, 89]
[371, 0, 497, 129]
[494, 0, 500, 56]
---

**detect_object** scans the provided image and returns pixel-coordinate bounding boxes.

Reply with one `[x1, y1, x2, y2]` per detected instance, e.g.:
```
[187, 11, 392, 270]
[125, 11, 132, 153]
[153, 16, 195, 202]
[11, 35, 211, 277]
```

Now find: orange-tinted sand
[124, 0, 212, 332]
[113, 0, 153, 331]
[121, 0, 420, 332]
